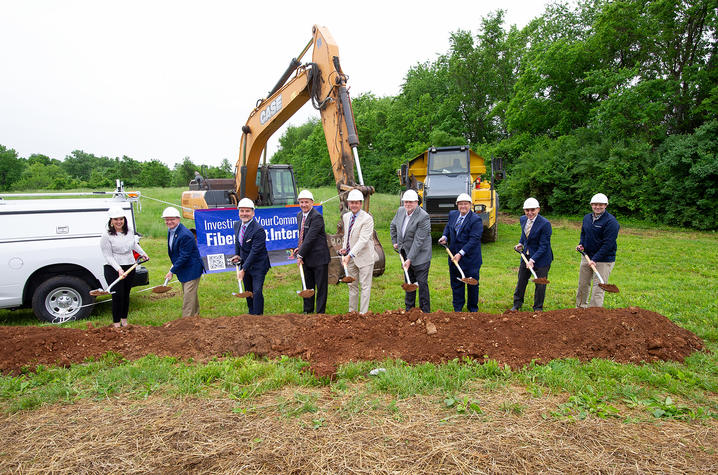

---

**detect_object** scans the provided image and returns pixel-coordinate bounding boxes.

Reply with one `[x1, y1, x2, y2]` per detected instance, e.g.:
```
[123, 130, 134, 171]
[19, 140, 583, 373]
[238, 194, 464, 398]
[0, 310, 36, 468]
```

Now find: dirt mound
[0, 307, 703, 376]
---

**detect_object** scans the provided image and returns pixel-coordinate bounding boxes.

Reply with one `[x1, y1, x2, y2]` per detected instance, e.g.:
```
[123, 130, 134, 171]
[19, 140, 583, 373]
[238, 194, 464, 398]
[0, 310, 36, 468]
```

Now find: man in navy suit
[230, 198, 271, 315]
[294, 189, 330, 313]
[163, 206, 204, 317]
[511, 197, 553, 311]
[438, 193, 483, 312]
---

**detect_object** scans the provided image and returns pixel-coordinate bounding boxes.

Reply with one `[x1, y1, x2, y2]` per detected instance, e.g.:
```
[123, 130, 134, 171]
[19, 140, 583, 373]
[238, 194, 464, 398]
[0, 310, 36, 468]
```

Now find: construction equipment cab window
[429, 151, 469, 174]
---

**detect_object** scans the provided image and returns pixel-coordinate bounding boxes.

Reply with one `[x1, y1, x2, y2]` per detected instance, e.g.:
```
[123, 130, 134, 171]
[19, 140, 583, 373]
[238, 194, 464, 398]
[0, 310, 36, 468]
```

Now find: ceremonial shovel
[297, 263, 315, 298]
[90, 256, 149, 296]
[514, 248, 550, 284]
[442, 244, 478, 285]
[577, 249, 619, 293]
[397, 251, 418, 292]
[232, 265, 253, 298]
[150, 277, 173, 294]
[340, 255, 355, 283]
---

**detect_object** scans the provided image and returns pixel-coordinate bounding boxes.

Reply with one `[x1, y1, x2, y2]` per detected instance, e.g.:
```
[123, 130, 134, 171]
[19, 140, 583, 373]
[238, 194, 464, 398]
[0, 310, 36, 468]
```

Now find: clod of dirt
[0, 307, 704, 377]
[425, 320, 437, 335]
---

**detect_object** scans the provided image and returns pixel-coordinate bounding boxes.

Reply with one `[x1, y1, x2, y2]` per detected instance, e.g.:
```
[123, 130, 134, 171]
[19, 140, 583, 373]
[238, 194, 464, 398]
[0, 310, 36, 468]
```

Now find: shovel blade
[298, 289, 315, 298]
[340, 276, 356, 283]
[89, 289, 110, 296]
[532, 278, 550, 285]
[459, 277, 479, 286]
[232, 291, 254, 298]
[401, 283, 419, 292]
[151, 286, 173, 294]
[598, 283, 620, 293]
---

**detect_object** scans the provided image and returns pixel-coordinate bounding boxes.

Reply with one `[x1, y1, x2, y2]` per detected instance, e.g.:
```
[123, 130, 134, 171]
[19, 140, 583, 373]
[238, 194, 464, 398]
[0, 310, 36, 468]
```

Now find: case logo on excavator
[260, 95, 283, 124]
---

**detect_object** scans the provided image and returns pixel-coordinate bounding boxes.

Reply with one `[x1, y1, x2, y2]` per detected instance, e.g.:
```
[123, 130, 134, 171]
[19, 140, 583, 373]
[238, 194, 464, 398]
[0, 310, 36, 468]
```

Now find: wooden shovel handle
[578, 249, 605, 284]
[515, 248, 538, 280]
[443, 245, 466, 279]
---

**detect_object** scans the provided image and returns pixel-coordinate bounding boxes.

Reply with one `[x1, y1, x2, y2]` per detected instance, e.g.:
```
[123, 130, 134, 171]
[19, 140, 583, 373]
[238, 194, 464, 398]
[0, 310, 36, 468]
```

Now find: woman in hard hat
[511, 197, 553, 312]
[575, 193, 620, 307]
[100, 206, 148, 327]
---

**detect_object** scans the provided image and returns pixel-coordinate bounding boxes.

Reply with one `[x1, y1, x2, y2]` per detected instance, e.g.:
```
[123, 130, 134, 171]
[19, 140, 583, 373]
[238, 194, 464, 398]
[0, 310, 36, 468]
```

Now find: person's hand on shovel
[402, 258, 411, 271]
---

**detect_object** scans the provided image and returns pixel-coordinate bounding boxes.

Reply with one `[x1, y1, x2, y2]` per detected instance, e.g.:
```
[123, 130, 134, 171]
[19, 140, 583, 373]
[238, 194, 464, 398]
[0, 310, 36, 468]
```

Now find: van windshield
[428, 151, 468, 174]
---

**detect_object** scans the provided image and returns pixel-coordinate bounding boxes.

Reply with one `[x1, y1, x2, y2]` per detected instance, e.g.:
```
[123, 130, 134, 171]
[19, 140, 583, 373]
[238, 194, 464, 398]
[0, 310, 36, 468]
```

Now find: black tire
[31, 275, 94, 324]
[483, 223, 498, 243]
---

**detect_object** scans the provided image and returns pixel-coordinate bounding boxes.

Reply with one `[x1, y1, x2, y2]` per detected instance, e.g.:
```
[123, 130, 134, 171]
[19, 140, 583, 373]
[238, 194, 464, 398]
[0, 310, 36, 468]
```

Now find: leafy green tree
[139, 159, 172, 187]
[0, 145, 26, 191]
[172, 157, 200, 187]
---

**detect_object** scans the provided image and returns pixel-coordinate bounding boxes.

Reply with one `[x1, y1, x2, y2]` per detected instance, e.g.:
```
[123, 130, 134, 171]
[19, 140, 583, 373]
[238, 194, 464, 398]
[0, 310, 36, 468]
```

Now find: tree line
[273, 0, 717, 230]
[0, 148, 233, 191]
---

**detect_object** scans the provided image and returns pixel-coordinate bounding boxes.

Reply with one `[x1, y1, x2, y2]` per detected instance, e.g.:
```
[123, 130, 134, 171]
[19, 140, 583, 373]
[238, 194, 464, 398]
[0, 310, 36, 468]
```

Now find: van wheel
[483, 223, 498, 243]
[32, 276, 94, 324]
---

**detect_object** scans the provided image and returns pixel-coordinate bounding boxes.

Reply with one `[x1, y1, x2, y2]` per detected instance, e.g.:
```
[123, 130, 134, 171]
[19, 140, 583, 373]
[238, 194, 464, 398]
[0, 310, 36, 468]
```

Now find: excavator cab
[255, 164, 298, 206]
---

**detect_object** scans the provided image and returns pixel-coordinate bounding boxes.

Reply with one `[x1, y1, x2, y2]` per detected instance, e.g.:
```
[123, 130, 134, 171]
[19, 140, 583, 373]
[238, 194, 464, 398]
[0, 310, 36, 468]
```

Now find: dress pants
[576, 260, 615, 308]
[513, 261, 550, 311]
[303, 263, 328, 313]
[244, 269, 266, 315]
[404, 258, 430, 313]
[449, 263, 479, 312]
[347, 260, 374, 314]
[103, 264, 135, 323]
[181, 277, 201, 317]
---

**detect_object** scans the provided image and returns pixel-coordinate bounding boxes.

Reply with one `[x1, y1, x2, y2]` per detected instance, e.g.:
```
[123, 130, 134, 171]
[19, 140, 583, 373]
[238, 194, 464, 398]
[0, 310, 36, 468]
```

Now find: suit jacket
[390, 206, 431, 266]
[168, 223, 204, 282]
[296, 207, 330, 267]
[342, 209, 377, 268]
[519, 214, 553, 268]
[442, 210, 483, 270]
[234, 218, 270, 274]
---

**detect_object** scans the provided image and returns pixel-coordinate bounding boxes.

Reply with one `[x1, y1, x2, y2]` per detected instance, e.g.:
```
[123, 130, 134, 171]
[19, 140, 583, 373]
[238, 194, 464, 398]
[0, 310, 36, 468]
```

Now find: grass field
[1, 187, 717, 424]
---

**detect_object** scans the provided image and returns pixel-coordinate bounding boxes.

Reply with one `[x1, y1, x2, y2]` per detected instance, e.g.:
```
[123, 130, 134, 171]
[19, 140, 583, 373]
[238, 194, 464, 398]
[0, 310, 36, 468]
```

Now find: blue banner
[194, 206, 322, 273]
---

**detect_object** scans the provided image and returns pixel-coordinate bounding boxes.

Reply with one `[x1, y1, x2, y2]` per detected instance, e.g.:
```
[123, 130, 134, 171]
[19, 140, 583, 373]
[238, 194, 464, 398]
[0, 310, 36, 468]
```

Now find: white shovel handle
[299, 262, 308, 290]
[398, 253, 412, 284]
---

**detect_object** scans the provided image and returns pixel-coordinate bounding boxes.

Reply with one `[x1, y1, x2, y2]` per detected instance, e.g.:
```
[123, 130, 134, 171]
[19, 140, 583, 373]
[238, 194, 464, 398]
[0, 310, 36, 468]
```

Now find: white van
[0, 186, 149, 323]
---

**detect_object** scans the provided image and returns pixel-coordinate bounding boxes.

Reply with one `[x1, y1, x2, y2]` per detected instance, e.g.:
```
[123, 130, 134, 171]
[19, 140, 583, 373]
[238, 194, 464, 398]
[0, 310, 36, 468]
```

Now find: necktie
[401, 212, 411, 237]
[239, 224, 246, 245]
[524, 219, 534, 237]
[455, 215, 465, 232]
[345, 213, 356, 253]
[298, 214, 306, 246]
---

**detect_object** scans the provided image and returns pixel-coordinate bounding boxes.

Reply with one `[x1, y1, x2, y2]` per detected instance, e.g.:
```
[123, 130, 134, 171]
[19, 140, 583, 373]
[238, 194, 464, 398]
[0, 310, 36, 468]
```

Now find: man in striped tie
[339, 189, 377, 314]
[230, 198, 270, 315]
[438, 193, 483, 312]
[293, 189, 330, 313]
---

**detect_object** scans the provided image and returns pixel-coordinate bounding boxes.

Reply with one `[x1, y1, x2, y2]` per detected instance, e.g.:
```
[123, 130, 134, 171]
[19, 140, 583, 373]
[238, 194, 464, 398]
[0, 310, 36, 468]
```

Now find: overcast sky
[1, 0, 550, 167]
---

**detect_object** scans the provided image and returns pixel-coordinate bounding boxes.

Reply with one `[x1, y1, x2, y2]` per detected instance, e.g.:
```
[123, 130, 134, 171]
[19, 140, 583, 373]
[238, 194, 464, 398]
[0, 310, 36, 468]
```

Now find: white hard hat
[298, 189, 314, 200]
[590, 193, 608, 204]
[347, 189, 364, 201]
[456, 193, 472, 204]
[237, 198, 255, 209]
[107, 206, 126, 219]
[402, 189, 419, 202]
[161, 206, 181, 218]
[523, 197, 540, 209]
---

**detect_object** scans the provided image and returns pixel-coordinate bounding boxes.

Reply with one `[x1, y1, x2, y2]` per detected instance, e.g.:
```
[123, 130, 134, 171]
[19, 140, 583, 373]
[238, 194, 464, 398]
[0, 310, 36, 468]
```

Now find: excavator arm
[237, 25, 372, 208]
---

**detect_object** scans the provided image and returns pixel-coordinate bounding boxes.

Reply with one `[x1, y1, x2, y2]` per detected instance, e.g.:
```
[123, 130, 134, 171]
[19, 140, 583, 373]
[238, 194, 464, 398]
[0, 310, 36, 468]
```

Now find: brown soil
[0, 307, 704, 376]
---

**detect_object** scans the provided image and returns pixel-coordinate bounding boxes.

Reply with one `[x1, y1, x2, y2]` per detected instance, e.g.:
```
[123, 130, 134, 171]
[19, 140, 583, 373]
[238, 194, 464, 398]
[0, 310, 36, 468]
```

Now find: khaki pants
[181, 277, 201, 317]
[347, 260, 374, 314]
[576, 260, 615, 308]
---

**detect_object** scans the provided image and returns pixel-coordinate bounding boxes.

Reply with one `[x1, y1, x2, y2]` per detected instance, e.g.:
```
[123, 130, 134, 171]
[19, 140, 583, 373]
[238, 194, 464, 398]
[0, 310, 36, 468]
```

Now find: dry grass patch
[1, 386, 716, 474]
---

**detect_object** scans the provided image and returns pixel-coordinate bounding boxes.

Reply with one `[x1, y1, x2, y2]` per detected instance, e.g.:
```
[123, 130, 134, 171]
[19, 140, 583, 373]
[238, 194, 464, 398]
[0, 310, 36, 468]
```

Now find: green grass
[1, 186, 717, 421]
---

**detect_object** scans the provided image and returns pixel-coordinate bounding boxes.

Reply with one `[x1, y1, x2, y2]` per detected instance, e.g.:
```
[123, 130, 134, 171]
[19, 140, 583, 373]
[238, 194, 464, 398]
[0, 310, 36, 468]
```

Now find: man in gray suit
[390, 189, 432, 312]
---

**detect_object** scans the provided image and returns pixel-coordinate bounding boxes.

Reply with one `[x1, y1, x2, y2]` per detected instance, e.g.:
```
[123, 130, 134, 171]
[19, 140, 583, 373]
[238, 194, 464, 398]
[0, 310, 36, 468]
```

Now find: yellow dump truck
[398, 145, 501, 242]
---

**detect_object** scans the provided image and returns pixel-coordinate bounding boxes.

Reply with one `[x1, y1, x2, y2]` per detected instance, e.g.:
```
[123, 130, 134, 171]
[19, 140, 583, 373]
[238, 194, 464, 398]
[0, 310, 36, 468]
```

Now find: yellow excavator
[181, 24, 385, 283]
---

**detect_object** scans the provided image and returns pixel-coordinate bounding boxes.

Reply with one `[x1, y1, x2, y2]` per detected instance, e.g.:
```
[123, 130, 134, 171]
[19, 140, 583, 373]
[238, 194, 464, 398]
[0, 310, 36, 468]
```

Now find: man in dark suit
[230, 198, 270, 315]
[390, 189, 432, 312]
[512, 197, 553, 311]
[163, 206, 204, 317]
[438, 193, 483, 312]
[294, 189, 330, 313]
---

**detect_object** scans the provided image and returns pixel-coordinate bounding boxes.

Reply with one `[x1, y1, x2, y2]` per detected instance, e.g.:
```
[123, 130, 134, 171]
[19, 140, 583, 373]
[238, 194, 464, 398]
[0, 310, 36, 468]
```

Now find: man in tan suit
[339, 189, 377, 314]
